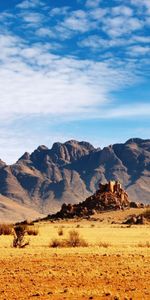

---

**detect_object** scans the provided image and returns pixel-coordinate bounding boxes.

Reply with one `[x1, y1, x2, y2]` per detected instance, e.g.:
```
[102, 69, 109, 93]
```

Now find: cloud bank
[0, 0, 149, 162]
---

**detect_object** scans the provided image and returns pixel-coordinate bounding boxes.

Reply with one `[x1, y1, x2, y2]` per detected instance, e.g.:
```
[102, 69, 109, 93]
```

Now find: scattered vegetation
[91, 224, 95, 227]
[50, 238, 63, 248]
[141, 209, 150, 220]
[50, 230, 88, 248]
[137, 241, 150, 248]
[13, 225, 29, 248]
[66, 230, 88, 247]
[26, 226, 39, 236]
[98, 242, 111, 248]
[0, 224, 13, 235]
[76, 224, 80, 228]
[58, 227, 64, 236]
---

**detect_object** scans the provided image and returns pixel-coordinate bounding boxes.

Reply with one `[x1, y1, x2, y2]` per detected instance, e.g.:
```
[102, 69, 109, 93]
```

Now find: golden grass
[26, 226, 39, 236]
[137, 241, 150, 248]
[0, 223, 13, 235]
[0, 209, 150, 299]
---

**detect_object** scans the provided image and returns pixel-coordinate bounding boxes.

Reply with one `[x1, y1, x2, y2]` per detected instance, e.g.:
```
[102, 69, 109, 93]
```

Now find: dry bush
[50, 238, 64, 248]
[0, 224, 12, 235]
[65, 230, 88, 247]
[26, 226, 39, 236]
[98, 242, 111, 248]
[142, 209, 150, 220]
[58, 227, 63, 236]
[50, 230, 88, 248]
[13, 225, 29, 248]
[91, 224, 95, 227]
[76, 224, 80, 228]
[137, 241, 150, 248]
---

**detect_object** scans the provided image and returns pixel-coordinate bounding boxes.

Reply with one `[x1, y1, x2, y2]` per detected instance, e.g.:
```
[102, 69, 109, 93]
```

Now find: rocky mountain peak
[50, 140, 95, 164]
[18, 152, 31, 161]
[125, 138, 146, 145]
[0, 138, 150, 219]
[0, 159, 6, 168]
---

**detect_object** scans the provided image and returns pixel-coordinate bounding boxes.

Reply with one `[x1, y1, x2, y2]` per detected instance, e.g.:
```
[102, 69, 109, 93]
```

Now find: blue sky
[0, 0, 150, 163]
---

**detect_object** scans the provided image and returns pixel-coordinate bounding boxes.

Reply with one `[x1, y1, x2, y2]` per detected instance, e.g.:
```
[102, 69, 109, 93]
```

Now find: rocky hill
[48, 180, 131, 219]
[0, 138, 150, 220]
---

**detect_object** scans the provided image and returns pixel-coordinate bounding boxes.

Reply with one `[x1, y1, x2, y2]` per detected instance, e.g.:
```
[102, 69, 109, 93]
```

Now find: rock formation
[48, 180, 130, 219]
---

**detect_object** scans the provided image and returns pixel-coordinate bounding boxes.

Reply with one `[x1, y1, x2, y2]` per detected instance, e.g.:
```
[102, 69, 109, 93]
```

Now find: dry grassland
[0, 210, 150, 300]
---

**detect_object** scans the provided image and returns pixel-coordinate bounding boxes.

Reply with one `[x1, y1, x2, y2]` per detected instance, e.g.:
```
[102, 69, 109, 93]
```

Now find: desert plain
[0, 208, 150, 300]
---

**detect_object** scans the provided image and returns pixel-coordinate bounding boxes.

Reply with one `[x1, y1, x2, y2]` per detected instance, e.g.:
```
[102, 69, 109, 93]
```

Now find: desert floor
[0, 210, 150, 300]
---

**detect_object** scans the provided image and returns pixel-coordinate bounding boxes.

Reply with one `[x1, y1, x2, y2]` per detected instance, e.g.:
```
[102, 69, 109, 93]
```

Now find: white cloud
[133, 36, 150, 43]
[128, 45, 150, 56]
[35, 27, 55, 38]
[0, 0, 149, 163]
[0, 31, 138, 123]
[89, 7, 108, 20]
[49, 7, 70, 17]
[79, 35, 132, 50]
[111, 6, 133, 17]
[86, 0, 101, 8]
[100, 104, 150, 119]
[17, 0, 44, 9]
[61, 10, 96, 33]
[20, 12, 44, 24]
[130, 0, 150, 15]
[102, 15, 143, 37]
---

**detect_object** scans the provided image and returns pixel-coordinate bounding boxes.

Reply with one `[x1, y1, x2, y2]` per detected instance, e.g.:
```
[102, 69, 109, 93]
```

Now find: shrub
[13, 225, 29, 248]
[98, 242, 111, 248]
[76, 224, 80, 228]
[58, 227, 63, 236]
[0, 224, 12, 235]
[65, 230, 88, 247]
[142, 209, 150, 220]
[137, 241, 150, 248]
[50, 238, 63, 248]
[26, 226, 38, 236]
[50, 230, 88, 248]
[91, 224, 95, 227]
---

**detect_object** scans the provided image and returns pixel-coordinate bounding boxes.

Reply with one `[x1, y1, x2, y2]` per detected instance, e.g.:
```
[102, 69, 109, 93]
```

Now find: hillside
[0, 138, 150, 219]
[0, 195, 44, 223]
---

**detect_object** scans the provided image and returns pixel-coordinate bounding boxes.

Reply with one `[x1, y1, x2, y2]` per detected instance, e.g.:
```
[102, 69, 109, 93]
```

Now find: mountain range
[0, 138, 150, 222]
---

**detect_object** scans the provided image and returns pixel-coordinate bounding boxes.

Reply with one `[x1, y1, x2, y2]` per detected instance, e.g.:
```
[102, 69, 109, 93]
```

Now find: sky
[0, 0, 150, 164]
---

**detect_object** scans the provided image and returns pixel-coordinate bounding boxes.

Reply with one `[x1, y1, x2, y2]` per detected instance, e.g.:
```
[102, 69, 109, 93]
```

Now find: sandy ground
[0, 214, 150, 300]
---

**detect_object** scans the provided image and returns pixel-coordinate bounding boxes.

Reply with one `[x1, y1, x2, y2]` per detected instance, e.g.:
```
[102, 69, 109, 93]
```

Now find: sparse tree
[13, 225, 29, 248]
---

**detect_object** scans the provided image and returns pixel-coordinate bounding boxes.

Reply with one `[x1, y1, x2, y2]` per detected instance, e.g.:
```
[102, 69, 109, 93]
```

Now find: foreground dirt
[0, 250, 150, 300]
[0, 219, 150, 300]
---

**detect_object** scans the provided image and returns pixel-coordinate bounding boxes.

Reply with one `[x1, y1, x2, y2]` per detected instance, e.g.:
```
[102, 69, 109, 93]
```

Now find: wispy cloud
[130, 0, 150, 15]
[85, 0, 101, 8]
[0, 32, 135, 121]
[0, 0, 150, 163]
[99, 104, 150, 119]
[16, 0, 45, 9]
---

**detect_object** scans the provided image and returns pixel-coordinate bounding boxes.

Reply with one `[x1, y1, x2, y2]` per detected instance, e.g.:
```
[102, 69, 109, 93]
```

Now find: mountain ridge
[0, 138, 150, 221]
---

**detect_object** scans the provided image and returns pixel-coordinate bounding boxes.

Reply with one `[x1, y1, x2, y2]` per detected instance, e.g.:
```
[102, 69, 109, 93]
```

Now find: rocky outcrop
[0, 138, 150, 217]
[48, 180, 131, 219]
[123, 208, 150, 225]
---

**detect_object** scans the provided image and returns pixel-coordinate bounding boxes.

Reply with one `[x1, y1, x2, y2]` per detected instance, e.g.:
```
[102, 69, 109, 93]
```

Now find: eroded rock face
[0, 138, 150, 216]
[49, 180, 131, 219]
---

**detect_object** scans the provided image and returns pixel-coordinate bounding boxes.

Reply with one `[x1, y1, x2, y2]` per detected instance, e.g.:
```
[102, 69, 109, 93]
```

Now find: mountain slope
[0, 195, 45, 223]
[0, 138, 150, 217]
